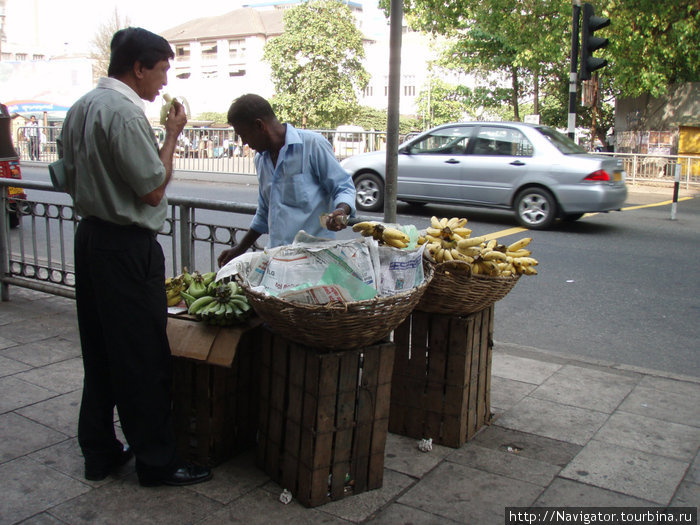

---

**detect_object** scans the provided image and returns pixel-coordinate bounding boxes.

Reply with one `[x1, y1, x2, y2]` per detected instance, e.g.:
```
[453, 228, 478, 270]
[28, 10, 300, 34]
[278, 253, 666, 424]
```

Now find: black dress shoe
[138, 463, 213, 487]
[85, 444, 134, 481]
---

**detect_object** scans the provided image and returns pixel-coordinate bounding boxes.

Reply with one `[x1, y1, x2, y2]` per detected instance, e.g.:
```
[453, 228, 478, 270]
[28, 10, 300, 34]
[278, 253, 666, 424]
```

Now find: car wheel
[562, 213, 584, 222]
[514, 188, 557, 229]
[354, 173, 384, 212]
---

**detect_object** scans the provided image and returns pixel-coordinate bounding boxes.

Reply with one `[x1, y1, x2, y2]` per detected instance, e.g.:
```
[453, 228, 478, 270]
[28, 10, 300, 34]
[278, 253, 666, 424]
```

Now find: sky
[3, 0, 239, 54]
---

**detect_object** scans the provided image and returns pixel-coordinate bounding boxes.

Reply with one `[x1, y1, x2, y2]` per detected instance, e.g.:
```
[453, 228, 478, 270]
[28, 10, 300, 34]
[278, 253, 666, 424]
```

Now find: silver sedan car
[341, 122, 627, 229]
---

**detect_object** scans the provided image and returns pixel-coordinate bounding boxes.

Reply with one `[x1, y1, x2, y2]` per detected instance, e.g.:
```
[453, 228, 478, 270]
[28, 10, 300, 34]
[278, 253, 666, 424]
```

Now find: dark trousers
[75, 218, 176, 472]
[29, 137, 40, 160]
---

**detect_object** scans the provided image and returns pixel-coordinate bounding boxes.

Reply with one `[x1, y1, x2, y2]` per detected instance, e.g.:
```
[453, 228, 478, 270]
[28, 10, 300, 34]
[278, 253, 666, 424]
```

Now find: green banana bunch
[186, 280, 251, 325]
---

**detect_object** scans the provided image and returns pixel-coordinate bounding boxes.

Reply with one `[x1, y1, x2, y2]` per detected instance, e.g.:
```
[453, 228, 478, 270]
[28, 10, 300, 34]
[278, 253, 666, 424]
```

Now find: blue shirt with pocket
[250, 124, 356, 247]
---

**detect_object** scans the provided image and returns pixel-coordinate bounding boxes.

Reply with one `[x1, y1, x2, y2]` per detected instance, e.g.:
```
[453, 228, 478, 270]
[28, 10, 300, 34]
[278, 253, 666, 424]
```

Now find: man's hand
[218, 245, 245, 268]
[164, 100, 187, 136]
[325, 205, 350, 232]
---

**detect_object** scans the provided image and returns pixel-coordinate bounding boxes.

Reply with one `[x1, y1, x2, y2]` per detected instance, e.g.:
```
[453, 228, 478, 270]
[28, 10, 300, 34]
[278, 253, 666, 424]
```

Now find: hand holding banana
[352, 221, 413, 249]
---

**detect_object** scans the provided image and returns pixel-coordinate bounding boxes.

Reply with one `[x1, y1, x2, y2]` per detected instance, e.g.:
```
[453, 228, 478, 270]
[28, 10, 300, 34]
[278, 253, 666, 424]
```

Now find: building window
[229, 69, 246, 77]
[32, 54, 45, 61]
[175, 44, 190, 61]
[201, 41, 218, 62]
[403, 85, 416, 97]
[176, 69, 191, 80]
[228, 39, 246, 61]
[363, 86, 373, 97]
[15, 53, 27, 61]
[403, 75, 416, 97]
[201, 66, 218, 79]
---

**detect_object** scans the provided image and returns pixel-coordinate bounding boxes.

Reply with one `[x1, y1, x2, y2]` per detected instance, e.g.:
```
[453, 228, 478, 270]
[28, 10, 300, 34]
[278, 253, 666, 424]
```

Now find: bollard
[670, 163, 680, 220]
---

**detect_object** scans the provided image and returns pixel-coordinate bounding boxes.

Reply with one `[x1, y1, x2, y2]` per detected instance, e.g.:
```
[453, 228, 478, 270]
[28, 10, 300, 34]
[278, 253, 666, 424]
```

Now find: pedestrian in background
[24, 115, 40, 160]
[217, 93, 355, 267]
[57, 27, 212, 488]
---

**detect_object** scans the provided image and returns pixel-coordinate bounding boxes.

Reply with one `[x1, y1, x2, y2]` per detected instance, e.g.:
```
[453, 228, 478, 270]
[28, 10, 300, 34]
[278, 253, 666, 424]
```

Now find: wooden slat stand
[390, 306, 494, 448]
[257, 328, 395, 508]
[170, 325, 261, 466]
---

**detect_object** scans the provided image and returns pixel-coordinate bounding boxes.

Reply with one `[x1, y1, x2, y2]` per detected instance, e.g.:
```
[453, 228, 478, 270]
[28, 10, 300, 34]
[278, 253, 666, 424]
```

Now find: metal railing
[0, 178, 261, 301]
[597, 152, 700, 189]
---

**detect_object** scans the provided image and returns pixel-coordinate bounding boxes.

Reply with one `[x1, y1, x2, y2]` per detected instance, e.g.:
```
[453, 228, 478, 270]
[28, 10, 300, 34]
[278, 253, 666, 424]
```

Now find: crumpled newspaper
[279, 488, 293, 504]
[418, 438, 433, 452]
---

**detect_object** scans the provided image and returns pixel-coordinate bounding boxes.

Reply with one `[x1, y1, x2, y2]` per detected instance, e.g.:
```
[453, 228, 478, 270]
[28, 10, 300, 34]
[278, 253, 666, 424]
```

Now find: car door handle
[445, 158, 460, 164]
[510, 160, 526, 166]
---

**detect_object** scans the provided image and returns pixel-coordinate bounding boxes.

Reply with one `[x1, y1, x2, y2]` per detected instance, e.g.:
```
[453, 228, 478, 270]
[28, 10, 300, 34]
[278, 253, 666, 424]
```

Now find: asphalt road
[18, 165, 700, 378]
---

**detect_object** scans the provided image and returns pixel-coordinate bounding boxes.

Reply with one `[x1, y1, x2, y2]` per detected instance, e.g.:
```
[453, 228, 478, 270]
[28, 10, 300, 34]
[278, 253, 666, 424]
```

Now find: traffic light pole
[568, 0, 581, 140]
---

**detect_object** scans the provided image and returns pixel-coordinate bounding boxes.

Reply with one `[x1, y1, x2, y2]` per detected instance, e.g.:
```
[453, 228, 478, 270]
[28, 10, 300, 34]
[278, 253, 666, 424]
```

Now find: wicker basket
[416, 260, 520, 315]
[237, 265, 433, 351]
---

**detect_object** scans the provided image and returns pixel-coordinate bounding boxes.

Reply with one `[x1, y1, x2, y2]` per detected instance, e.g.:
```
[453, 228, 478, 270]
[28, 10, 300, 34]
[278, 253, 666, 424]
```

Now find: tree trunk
[533, 70, 540, 115]
[511, 66, 520, 121]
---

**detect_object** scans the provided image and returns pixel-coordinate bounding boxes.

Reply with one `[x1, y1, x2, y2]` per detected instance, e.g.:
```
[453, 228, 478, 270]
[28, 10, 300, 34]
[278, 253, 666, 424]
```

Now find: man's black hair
[107, 27, 174, 77]
[227, 94, 276, 127]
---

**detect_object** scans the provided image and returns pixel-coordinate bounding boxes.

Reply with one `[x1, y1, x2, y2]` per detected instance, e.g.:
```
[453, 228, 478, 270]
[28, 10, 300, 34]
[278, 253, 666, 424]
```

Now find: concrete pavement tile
[533, 477, 658, 507]
[490, 375, 537, 412]
[594, 411, 700, 461]
[397, 461, 542, 522]
[383, 432, 453, 478]
[0, 334, 18, 350]
[531, 364, 638, 413]
[0, 317, 72, 344]
[0, 412, 69, 462]
[200, 487, 349, 524]
[670, 481, 700, 507]
[13, 357, 83, 394]
[0, 456, 90, 524]
[318, 468, 416, 523]
[618, 385, 700, 428]
[17, 389, 81, 437]
[492, 353, 562, 385]
[2, 337, 81, 367]
[0, 353, 31, 376]
[15, 512, 67, 524]
[0, 375, 57, 413]
[469, 426, 582, 467]
[638, 375, 700, 397]
[447, 442, 561, 486]
[366, 502, 463, 524]
[687, 453, 700, 484]
[560, 439, 688, 504]
[187, 449, 271, 504]
[50, 474, 224, 525]
[494, 397, 609, 446]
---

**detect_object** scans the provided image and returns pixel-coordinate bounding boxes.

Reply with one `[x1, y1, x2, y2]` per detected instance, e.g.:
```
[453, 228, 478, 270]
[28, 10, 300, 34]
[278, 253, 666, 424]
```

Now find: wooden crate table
[389, 306, 494, 448]
[167, 314, 263, 467]
[256, 327, 395, 508]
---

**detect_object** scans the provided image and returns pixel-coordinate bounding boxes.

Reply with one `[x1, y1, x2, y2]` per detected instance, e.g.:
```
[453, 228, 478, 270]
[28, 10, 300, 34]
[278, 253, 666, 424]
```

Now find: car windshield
[537, 126, 588, 154]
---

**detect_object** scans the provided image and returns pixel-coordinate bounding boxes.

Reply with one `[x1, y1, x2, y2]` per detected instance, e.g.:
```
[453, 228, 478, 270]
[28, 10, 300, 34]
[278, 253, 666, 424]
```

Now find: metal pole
[670, 163, 680, 220]
[568, 0, 581, 140]
[383, 0, 403, 224]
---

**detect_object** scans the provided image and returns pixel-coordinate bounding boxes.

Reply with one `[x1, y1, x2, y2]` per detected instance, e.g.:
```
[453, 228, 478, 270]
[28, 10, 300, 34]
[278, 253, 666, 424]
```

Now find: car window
[536, 126, 587, 154]
[408, 126, 473, 155]
[471, 127, 533, 157]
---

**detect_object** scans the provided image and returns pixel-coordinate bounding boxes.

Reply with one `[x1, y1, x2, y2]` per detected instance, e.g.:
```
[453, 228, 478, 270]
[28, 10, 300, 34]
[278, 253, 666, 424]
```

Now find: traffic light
[580, 3, 610, 81]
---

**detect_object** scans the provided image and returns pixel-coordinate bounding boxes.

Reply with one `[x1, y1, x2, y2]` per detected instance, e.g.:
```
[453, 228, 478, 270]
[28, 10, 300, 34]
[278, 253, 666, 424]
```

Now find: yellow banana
[508, 237, 532, 252]
[426, 227, 442, 237]
[452, 227, 472, 238]
[384, 237, 408, 249]
[382, 227, 410, 243]
[521, 266, 538, 275]
[513, 256, 539, 266]
[483, 250, 507, 262]
[458, 245, 482, 257]
[485, 239, 497, 250]
[457, 236, 486, 249]
[352, 221, 378, 232]
[506, 249, 532, 258]
[417, 235, 427, 245]
[439, 217, 448, 228]
[430, 216, 442, 229]
[442, 247, 454, 261]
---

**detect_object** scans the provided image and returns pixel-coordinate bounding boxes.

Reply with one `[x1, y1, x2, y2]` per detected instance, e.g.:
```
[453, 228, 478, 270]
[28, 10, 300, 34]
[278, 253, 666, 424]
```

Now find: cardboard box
[167, 315, 263, 466]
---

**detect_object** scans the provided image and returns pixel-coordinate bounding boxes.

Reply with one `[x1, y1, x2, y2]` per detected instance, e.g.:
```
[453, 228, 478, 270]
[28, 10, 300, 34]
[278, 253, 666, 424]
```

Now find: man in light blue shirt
[218, 94, 356, 266]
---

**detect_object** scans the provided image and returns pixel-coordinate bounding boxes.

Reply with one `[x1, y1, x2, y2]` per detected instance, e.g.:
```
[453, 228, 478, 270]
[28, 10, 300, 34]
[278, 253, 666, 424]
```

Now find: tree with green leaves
[263, 0, 369, 129]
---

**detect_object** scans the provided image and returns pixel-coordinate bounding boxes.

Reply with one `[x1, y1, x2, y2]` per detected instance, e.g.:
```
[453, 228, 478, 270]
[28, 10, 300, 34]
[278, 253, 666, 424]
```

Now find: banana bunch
[165, 275, 186, 307]
[423, 217, 538, 277]
[187, 281, 251, 326]
[352, 221, 412, 249]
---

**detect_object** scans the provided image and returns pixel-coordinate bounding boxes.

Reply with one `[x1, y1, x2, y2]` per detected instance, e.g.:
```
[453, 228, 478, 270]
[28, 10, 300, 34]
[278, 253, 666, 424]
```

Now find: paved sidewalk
[0, 288, 698, 524]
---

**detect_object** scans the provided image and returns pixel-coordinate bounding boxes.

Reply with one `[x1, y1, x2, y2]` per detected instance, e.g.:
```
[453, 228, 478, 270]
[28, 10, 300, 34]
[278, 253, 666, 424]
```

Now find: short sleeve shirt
[57, 77, 167, 231]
